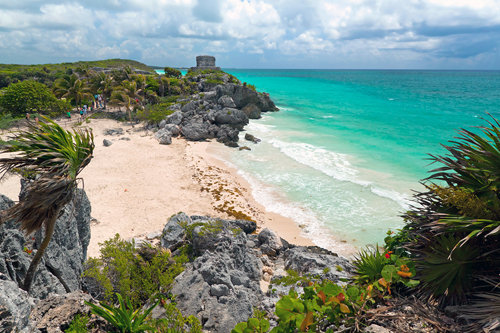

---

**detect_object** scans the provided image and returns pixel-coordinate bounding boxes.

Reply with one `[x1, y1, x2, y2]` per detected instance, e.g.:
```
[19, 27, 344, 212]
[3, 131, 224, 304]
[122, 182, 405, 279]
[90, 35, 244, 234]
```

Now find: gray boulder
[258, 228, 283, 256]
[210, 108, 249, 130]
[283, 246, 354, 280]
[244, 133, 261, 143]
[103, 128, 124, 136]
[180, 117, 210, 141]
[0, 279, 36, 333]
[170, 232, 262, 333]
[166, 111, 183, 125]
[203, 91, 218, 103]
[192, 221, 240, 256]
[158, 119, 167, 129]
[215, 84, 278, 111]
[181, 100, 199, 112]
[103, 139, 112, 147]
[164, 124, 180, 137]
[160, 213, 193, 251]
[216, 125, 239, 143]
[159, 134, 172, 145]
[242, 104, 261, 119]
[218, 96, 237, 108]
[224, 141, 239, 148]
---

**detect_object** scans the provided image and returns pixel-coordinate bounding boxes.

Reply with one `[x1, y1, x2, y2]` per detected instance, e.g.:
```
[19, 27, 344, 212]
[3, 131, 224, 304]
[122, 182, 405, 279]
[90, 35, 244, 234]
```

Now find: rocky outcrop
[242, 103, 261, 119]
[0, 188, 91, 300]
[0, 279, 36, 333]
[162, 212, 352, 333]
[215, 84, 278, 112]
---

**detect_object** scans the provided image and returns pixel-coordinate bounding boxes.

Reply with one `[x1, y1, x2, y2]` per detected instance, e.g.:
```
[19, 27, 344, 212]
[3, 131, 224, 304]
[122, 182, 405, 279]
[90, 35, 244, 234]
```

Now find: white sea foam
[268, 139, 410, 209]
[322, 116, 335, 118]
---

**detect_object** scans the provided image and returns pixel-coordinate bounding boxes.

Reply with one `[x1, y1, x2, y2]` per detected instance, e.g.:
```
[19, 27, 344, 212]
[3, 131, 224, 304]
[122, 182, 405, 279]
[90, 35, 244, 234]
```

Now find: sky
[0, 0, 499, 69]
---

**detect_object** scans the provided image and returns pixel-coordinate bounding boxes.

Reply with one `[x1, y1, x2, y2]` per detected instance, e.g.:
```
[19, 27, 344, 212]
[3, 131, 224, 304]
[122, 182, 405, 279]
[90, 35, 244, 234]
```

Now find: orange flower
[385, 251, 393, 259]
[400, 264, 410, 272]
[397, 271, 412, 278]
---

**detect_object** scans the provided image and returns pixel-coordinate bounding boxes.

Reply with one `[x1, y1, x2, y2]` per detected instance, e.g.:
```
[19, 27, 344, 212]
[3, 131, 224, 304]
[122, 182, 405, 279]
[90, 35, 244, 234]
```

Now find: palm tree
[53, 74, 93, 110]
[110, 80, 143, 128]
[112, 65, 134, 85]
[90, 72, 114, 109]
[0, 117, 94, 293]
[75, 62, 94, 80]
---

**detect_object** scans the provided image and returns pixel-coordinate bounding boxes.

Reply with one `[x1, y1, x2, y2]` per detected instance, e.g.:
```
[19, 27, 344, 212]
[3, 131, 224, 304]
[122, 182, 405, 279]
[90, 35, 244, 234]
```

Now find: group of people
[25, 113, 39, 124]
[65, 94, 107, 120]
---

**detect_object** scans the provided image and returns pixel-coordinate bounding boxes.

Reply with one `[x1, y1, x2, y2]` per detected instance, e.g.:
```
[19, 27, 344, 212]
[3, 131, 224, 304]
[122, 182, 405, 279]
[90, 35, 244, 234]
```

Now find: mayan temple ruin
[190, 55, 221, 71]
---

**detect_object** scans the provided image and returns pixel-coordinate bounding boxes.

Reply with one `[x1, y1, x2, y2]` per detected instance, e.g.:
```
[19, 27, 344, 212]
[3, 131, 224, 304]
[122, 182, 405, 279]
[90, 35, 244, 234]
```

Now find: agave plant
[352, 246, 388, 285]
[85, 293, 158, 333]
[402, 114, 500, 306]
[0, 117, 94, 292]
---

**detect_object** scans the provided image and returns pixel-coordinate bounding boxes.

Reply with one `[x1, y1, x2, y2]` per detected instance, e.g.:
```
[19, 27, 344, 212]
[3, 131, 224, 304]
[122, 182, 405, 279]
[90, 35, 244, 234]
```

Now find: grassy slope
[0, 59, 155, 74]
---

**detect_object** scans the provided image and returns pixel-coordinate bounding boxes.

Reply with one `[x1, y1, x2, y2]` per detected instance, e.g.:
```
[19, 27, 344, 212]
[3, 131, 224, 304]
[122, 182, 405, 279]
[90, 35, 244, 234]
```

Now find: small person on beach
[67, 110, 71, 118]
[80, 109, 84, 119]
[26, 113, 30, 121]
[34, 116, 39, 125]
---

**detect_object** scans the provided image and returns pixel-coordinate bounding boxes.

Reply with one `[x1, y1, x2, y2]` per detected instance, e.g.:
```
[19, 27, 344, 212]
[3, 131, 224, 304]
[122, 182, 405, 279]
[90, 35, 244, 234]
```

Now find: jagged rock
[159, 134, 172, 145]
[203, 91, 218, 103]
[166, 111, 183, 125]
[0, 189, 92, 300]
[244, 133, 261, 143]
[180, 118, 210, 141]
[229, 220, 257, 234]
[209, 108, 249, 131]
[164, 124, 180, 137]
[181, 100, 199, 112]
[283, 246, 354, 280]
[0, 279, 36, 333]
[216, 125, 239, 143]
[102, 139, 112, 147]
[215, 84, 278, 111]
[242, 104, 261, 119]
[170, 231, 262, 333]
[225, 141, 239, 148]
[159, 119, 167, 129]
[29, 291, 93, 333]
[146, 231, 162, 240]
[218, 96, 237, 108]
[239, 146, 251, 151]
[160, 213, 193, 251]
[258, 228, 283, 256]
[103, 128, 124, 136]
[192, 221, 240, 256]
[119, 137, 130, 141]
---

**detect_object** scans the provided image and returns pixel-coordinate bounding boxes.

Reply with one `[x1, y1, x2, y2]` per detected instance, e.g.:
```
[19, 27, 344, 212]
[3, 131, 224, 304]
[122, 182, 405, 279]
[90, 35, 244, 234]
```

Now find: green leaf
[381, 265, 397, 283]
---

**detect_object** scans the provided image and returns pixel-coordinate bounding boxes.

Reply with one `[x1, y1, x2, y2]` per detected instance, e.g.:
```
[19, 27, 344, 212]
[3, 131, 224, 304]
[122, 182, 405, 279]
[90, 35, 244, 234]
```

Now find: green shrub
[136, 103, 175, 124]
[161, 95, 180, 104]
[85, 293, 158, 333]
[83, 234, 187, 305]
[0, 80, 59, 116]
[164, 67, 182, 79]
[0, 113, 17, 132]
[153, 303, 203, 333]
[65, 314, 89, 333]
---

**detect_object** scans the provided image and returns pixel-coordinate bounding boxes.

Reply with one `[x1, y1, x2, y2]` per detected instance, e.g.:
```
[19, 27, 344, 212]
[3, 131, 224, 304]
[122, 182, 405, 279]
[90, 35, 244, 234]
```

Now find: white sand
[1, 118, 316, 258]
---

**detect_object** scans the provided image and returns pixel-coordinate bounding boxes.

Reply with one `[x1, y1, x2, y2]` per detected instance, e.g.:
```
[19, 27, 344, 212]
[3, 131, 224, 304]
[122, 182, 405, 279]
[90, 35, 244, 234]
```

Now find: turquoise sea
[162, 69, 500, 253]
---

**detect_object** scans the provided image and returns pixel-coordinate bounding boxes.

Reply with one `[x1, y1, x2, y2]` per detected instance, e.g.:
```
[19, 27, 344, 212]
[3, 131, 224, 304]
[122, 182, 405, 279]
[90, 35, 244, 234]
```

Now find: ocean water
[204, 69, 500, 253]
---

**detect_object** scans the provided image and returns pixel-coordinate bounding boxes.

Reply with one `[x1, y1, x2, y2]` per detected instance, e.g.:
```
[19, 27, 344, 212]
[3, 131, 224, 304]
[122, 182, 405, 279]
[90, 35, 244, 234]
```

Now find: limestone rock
[215, 84, 278, 111]
[239, 146, 251, 151]
[170, 232, 262, 333]
[103, 128, 123, 136]
[30, 291, 93, 333]
[160, 213, 193, 251]
[216, 125, 239, 143]
[258, 228, 283, 256]
[209, 108, 249, 131]
[0, 280, 35, 333]
[180, 118, 210, 141]
[364, 324, 393, 333]
[242, 104, 261, 119]
[218, 96, 237, 108]
[166, 111, 183, 125]
[244, 133, 261, 143]
[159, 134, 172, 145]
[164, 124, 180, 137]
[102, 139, 112, 147]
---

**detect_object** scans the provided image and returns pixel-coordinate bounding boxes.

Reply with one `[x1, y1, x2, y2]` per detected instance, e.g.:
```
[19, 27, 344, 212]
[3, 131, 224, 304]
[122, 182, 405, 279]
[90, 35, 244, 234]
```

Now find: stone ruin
[190, 55, 221, 71]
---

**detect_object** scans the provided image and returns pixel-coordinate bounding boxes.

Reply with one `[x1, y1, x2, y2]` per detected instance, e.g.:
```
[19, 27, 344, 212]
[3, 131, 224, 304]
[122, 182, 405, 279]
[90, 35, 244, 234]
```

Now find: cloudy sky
[0, 0, 499, 69]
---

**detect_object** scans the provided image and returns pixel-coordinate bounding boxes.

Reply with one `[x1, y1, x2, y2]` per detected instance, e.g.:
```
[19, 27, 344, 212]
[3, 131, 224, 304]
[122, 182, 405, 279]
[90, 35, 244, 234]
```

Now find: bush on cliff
[136, 102, 175, 124]
[387, 114, 500, 309]
[164, 67, 182, 79]
[83, 234, 187, 306]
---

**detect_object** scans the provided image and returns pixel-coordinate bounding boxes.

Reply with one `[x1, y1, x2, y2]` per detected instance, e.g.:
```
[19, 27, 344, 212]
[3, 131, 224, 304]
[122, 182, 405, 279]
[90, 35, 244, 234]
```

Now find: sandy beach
[1, 118, 316, 258]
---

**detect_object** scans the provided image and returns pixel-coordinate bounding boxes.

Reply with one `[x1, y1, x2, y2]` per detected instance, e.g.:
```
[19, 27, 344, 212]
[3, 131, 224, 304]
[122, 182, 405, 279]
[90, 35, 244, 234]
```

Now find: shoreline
[1, 119, 323, 258]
